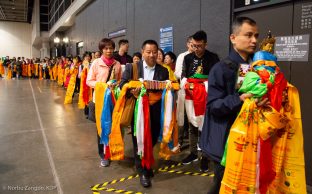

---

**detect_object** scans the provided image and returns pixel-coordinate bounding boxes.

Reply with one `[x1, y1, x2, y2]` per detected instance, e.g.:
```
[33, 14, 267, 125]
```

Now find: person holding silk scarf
[87, 38, 121, 167]
[119, 40, 169, 188]
[220, 32, 306, 194]
[200, 17, 259, 194]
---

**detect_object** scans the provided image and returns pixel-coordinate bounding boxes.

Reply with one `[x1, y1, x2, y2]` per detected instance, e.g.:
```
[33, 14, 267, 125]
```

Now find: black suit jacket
[120, 60, 169, 89]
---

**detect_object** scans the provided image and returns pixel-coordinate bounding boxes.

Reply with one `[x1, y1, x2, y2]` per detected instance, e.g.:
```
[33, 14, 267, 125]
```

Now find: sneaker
[182, 153, 198, 165]
[200, 156, 209, 172]
[100, 159, 110, 167]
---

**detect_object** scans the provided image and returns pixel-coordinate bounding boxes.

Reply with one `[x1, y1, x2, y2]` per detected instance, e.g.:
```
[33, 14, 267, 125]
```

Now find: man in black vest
[113, 39, 132, 65]
[181, 31, 219, 173]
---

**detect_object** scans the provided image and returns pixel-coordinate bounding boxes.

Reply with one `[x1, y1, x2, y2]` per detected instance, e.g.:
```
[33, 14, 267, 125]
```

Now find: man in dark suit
[120, 40, 169, 188]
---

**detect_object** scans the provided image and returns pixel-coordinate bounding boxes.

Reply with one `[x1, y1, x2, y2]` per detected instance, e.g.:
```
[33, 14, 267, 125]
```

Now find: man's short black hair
[118, 39, 129, 47]
[232, 16, 257, 34]
[192, 30, 207, 43]
[141, 40, 159, 50]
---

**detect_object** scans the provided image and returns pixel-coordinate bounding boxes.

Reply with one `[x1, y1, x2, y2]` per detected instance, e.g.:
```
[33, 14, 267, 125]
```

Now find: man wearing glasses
[181, 30, 219, 172]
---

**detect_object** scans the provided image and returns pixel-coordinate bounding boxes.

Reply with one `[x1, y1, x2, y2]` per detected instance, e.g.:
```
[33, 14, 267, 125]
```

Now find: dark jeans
[210, 161, 225, 194]
[97, 133, 104, 159]
[189, 123, 201, 155]
[178, 109, 189, 145]
[131, 100, 161, 176]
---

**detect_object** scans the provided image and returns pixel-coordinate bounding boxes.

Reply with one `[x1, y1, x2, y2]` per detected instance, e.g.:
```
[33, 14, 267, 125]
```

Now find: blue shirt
[143, 60, 155, 80]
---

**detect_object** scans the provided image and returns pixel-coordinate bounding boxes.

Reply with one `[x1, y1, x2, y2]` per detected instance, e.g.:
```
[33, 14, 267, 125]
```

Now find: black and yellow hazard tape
[90, 161, 212, 193]
[91, 186, 143, 194]
[158, 168, 214, 177]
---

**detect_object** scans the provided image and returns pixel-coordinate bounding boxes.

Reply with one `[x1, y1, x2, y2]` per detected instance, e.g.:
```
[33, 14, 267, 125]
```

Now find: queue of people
[0, 16, 307, 194]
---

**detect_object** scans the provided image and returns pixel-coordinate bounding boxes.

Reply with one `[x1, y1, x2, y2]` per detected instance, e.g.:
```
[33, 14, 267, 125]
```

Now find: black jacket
[200, 50, 252, 162]
[181, 50, 219, 79]
[113, 51, 132, 65]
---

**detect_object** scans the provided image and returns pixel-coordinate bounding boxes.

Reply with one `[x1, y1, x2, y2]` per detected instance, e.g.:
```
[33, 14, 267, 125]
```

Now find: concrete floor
[0, 79, 213, 194]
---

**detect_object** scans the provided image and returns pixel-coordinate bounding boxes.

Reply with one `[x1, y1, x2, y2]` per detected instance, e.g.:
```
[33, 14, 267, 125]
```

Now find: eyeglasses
[192, 43, 205, 49]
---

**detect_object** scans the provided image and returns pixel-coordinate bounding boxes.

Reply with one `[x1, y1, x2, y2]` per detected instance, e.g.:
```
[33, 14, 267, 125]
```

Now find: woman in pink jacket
[86, 38, 121, 167]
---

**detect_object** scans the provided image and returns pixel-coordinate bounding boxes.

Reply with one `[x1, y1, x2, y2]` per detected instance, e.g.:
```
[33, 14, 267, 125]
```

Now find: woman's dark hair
[83, 51, 91, 59]
[98, 38, 115, 51]
[133, 52, 142, 60]
[158, 48, 164, 58]
[165, 51, 177, 63]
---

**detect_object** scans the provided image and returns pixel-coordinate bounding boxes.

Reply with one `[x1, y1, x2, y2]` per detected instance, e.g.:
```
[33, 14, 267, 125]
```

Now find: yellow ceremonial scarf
[7, 65, 12, 79]
[34, 64, 39, 76]
[78, 67, 92, 109]
[57, 64, 64, 86]
[64, 68, 78, 104]
[95, 82, 108, 137]
[28, 64, 32, 77]
[220, 84, 306, 194]
[39, 66, 43, 80]
[109, 84, 129, 160]
[0, 61, 4, 75]
[162, 64, 177, 81]
[53, 65, 58, 80]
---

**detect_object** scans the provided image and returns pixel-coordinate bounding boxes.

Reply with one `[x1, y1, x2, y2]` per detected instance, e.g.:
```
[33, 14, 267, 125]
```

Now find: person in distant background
[113, 39, 132, 65]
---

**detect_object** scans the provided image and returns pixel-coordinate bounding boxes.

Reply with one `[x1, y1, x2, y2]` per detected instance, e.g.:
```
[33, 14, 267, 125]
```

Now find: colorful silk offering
[220, 51, 306, 194]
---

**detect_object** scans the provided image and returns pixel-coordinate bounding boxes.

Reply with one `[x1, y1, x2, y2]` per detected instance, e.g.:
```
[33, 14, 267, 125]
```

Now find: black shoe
[139, 174, 151, 188]
[200, 156, 209, 172]
[182, 153, 198, 165]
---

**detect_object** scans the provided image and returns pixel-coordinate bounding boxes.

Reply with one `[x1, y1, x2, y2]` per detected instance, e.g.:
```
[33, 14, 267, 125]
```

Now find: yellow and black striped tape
[90, 162, 212, 193]
[91, 187, 143, 194]
[158, 168, 214, 177]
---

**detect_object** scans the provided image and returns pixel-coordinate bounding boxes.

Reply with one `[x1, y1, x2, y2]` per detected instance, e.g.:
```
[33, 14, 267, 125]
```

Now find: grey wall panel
[134, 0, 201, 54]
[108, 0, 126, 32]
[201, 0, 231, 59]
[85, 0, 105, 52]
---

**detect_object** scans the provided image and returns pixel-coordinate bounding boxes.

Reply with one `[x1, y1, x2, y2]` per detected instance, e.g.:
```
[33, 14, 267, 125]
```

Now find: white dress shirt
[174, 50, 190, 80]
[143, 60, 155, 80]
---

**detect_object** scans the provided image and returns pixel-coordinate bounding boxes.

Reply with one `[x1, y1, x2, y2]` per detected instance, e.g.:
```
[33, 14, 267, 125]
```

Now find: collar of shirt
[143, 60, 156, 80]
[143, 60, 156, 70]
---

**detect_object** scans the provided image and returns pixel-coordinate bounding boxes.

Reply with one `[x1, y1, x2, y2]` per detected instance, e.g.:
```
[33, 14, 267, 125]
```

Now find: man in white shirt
[174, 36, 194, 80]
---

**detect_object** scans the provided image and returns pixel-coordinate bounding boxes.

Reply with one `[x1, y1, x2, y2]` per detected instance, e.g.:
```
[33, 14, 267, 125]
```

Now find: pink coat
[86, 58, 121, 88]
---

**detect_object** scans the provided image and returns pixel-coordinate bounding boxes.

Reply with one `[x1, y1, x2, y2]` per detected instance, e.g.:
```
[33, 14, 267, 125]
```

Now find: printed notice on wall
[160, 26, 173, 53]
[274, 35, 310, 62]
[301, 3, 312, 29]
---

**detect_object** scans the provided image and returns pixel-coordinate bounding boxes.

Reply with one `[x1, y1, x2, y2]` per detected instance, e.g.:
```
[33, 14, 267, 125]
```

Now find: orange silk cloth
[220, 84, 306, 194]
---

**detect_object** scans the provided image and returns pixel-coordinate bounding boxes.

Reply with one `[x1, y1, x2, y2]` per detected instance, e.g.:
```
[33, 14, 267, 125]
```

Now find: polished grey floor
[0, 79, 213, 194]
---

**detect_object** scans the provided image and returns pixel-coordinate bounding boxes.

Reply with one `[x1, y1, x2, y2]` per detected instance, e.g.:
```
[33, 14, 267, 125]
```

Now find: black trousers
[131, 100, 161, 176]
[97, 133, 104, 159]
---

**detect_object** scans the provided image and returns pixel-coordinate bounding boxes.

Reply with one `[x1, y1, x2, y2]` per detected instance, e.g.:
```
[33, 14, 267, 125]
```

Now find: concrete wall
[64, 0, 231, 59]
[0, 21, 32, 58]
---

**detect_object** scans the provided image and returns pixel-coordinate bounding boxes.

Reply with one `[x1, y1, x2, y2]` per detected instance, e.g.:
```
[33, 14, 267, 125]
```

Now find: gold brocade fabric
[109, 84, 129, 160]
[220, 84, 306, 194]
[57, 64, 64, 86]
[64, 68, 78, 104]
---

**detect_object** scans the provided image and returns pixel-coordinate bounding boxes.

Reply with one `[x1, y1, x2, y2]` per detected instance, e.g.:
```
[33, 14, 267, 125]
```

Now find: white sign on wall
[274, 34, 310, 62]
